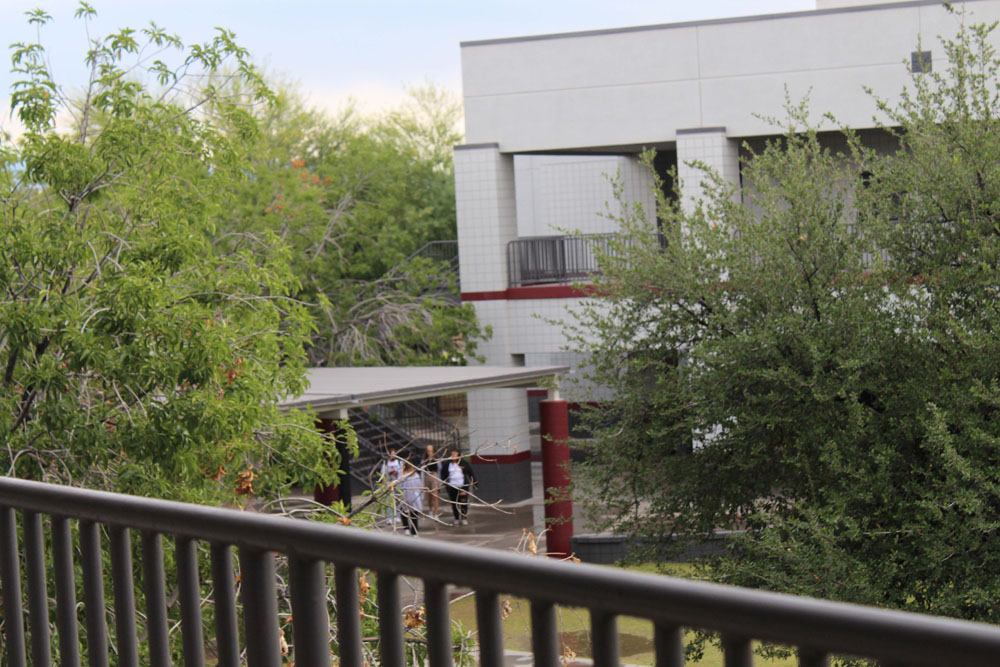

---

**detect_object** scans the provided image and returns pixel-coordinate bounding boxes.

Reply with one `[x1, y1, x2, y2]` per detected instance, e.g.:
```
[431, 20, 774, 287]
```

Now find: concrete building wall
[461, 1, 1000, 152]
[453, 0, 1000, 503]
[454, 145, 517, 293]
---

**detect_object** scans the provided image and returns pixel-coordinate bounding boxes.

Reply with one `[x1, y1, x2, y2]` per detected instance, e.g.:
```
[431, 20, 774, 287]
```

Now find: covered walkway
[281, 365, 574, 555]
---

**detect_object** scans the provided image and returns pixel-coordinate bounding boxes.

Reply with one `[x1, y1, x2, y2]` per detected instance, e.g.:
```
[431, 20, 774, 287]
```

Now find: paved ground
[369, 461, 553, 553]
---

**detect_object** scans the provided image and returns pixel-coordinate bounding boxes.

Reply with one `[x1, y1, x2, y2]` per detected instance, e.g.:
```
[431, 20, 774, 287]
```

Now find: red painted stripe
[526, 389, 548, 397]
[469, 450, 532, 465]
[461, 284, 600, 301]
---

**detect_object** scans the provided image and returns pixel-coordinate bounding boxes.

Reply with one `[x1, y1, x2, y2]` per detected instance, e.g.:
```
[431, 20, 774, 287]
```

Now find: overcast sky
[0, 1, 816, 134]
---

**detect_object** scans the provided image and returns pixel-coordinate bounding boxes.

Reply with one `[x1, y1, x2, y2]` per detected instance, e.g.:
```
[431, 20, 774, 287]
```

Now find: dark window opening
[911, 50, 932, 73]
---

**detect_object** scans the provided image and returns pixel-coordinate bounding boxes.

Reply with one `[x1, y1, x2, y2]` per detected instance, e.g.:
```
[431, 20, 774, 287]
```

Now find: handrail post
[240, 548, 281, 667]
[52, 517, 81, 667]
[424, 579, 453, 667]
[335, 564, 364, 667]
[142, 532, 170, 667]
[476, 590, 504, 667]
[80, 520, 109, 667]
[176, 536, 206, 667]
[110, 526, 139, 667]
[0, 506, 27, 667]
[211, 543, 241, 667]
[289, 556, 332, 667]
[378, 571, 406, 667]
[24, 510, 52, 667]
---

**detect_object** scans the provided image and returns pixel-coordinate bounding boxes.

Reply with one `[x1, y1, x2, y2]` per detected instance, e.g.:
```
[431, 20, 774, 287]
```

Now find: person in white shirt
[444, 449, 476, 525]
[379, 447, 403, 525]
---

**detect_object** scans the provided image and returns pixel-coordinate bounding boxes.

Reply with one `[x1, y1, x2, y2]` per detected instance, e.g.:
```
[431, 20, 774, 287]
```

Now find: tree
[571, 13, 1000, 624]
[0, 5, 332, 505]
[0, 8, 483, 664]
[218, 84, 483, 367]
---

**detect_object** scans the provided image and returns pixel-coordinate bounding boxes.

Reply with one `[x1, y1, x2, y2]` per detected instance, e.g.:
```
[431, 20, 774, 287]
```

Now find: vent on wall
[911, 50, 932, 73]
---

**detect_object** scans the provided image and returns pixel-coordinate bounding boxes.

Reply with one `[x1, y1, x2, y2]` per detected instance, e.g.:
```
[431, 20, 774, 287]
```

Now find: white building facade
[455, 0, 1000, 501]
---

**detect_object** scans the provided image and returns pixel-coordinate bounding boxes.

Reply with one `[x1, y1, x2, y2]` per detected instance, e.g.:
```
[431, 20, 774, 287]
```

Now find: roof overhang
[280, 366, 569, 416]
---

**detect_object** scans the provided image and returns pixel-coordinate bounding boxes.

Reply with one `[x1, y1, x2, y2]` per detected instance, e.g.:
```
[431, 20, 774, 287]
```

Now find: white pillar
[454, 143, 517, 294]
[676, 127, 741, 213]
[454, 143, 531, 500]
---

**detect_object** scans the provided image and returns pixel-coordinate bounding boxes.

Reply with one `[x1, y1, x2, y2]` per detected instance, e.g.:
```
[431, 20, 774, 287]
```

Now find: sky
[0, 0, 817, 135]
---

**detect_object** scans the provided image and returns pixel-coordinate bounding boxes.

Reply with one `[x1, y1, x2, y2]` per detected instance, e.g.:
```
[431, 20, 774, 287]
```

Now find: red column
[539, 399, 573, 558]
[313, 418, 340, 505]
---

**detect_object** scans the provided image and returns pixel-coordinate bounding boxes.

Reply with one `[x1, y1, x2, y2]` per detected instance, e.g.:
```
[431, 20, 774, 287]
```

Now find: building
[453, 0, 1000, 501]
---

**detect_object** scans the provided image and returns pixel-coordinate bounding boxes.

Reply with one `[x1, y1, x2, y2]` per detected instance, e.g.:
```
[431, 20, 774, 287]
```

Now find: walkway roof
[281, 365, 569, 415]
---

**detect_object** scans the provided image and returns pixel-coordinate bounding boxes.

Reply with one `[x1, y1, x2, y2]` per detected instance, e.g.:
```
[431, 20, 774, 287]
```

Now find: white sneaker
[461, 518, 468, 526]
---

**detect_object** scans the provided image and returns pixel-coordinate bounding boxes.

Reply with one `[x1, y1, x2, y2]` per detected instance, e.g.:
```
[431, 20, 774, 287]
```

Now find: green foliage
[0, 4, 332, 504]
[217, 85, 483, 366]
[572, 14, 1000, 623]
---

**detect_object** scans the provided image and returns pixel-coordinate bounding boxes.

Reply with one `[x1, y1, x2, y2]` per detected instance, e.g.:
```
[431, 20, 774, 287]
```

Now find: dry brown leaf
[235, 465, 256, 496]
[403, 606, 425, 629]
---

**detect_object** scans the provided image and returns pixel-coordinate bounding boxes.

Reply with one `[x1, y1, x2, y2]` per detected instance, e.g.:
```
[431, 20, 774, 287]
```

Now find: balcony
[507, 233, 665, 288]
[2, 476, 1000, 667]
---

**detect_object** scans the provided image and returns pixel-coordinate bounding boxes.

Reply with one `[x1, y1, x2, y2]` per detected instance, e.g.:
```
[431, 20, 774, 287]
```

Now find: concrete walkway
[374, 461, 552, 553]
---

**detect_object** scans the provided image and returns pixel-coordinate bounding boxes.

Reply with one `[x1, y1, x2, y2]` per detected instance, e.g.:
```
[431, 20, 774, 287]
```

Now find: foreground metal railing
[2, 477, 1000, 667]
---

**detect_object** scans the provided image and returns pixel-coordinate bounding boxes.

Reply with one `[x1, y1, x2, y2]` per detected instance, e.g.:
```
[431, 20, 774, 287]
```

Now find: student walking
[444, 449, 476, 525]
[422, 445, 443, 519]
[399, 459, 424, 536]
[379, 447, 403, 526]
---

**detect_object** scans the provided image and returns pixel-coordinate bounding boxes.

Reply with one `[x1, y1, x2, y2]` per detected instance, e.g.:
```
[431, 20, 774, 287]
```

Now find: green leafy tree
[219, 84, 483, 366]
[1, 5, 332, 504]
[572, 13, 1000, 623]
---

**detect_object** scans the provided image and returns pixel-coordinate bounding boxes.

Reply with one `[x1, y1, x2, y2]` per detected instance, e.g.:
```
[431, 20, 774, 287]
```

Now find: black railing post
[424, 579, 453, 667]
[335, 564, 364, 667]
[476, 590, 504, 667]
[23, 510, 52, 667]
[655, 624, 685, 667]
[240, 548, 281, 667]
[591, 611, 620, 667]
[799, 648, 829, 667]
[52, 517, 81, 667]
[530, 600, 559, 667]
[722, 634, 753, 667]
[176, 536, 206, 667]
[79, 520, 109, 667]
[0, 506, 27, 667]
[378, 571, 406, 667]
[289, 556, 332, 667]
[110, 526, 139, 667]
[141, 532, 171, 667]
[211, 543, 241, 667]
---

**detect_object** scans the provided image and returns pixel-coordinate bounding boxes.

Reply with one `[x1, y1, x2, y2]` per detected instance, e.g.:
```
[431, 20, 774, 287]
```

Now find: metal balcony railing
[2, 476, 1000, 667]
[507, 233, 666, 288]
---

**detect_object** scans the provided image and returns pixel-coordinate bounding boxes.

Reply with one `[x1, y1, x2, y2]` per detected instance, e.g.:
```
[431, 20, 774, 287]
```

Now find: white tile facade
[676, 129, 741, 214]
[454, 145, 517, 293]
[466, 388, 531, 457]
[514, 155, 654, 237]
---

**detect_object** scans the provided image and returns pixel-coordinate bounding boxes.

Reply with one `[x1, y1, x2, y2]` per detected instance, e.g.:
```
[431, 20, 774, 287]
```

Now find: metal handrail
[371, 400, 462, 453]
[2, 476, 1000, 666]
[506, 232, 665, 288]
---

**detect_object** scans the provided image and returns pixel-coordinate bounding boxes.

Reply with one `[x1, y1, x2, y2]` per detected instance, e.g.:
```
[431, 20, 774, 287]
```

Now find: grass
[447, 562, 798, 666]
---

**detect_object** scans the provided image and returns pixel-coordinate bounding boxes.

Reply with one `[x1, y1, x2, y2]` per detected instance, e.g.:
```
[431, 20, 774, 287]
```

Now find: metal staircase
[347, 399, 462, 489]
